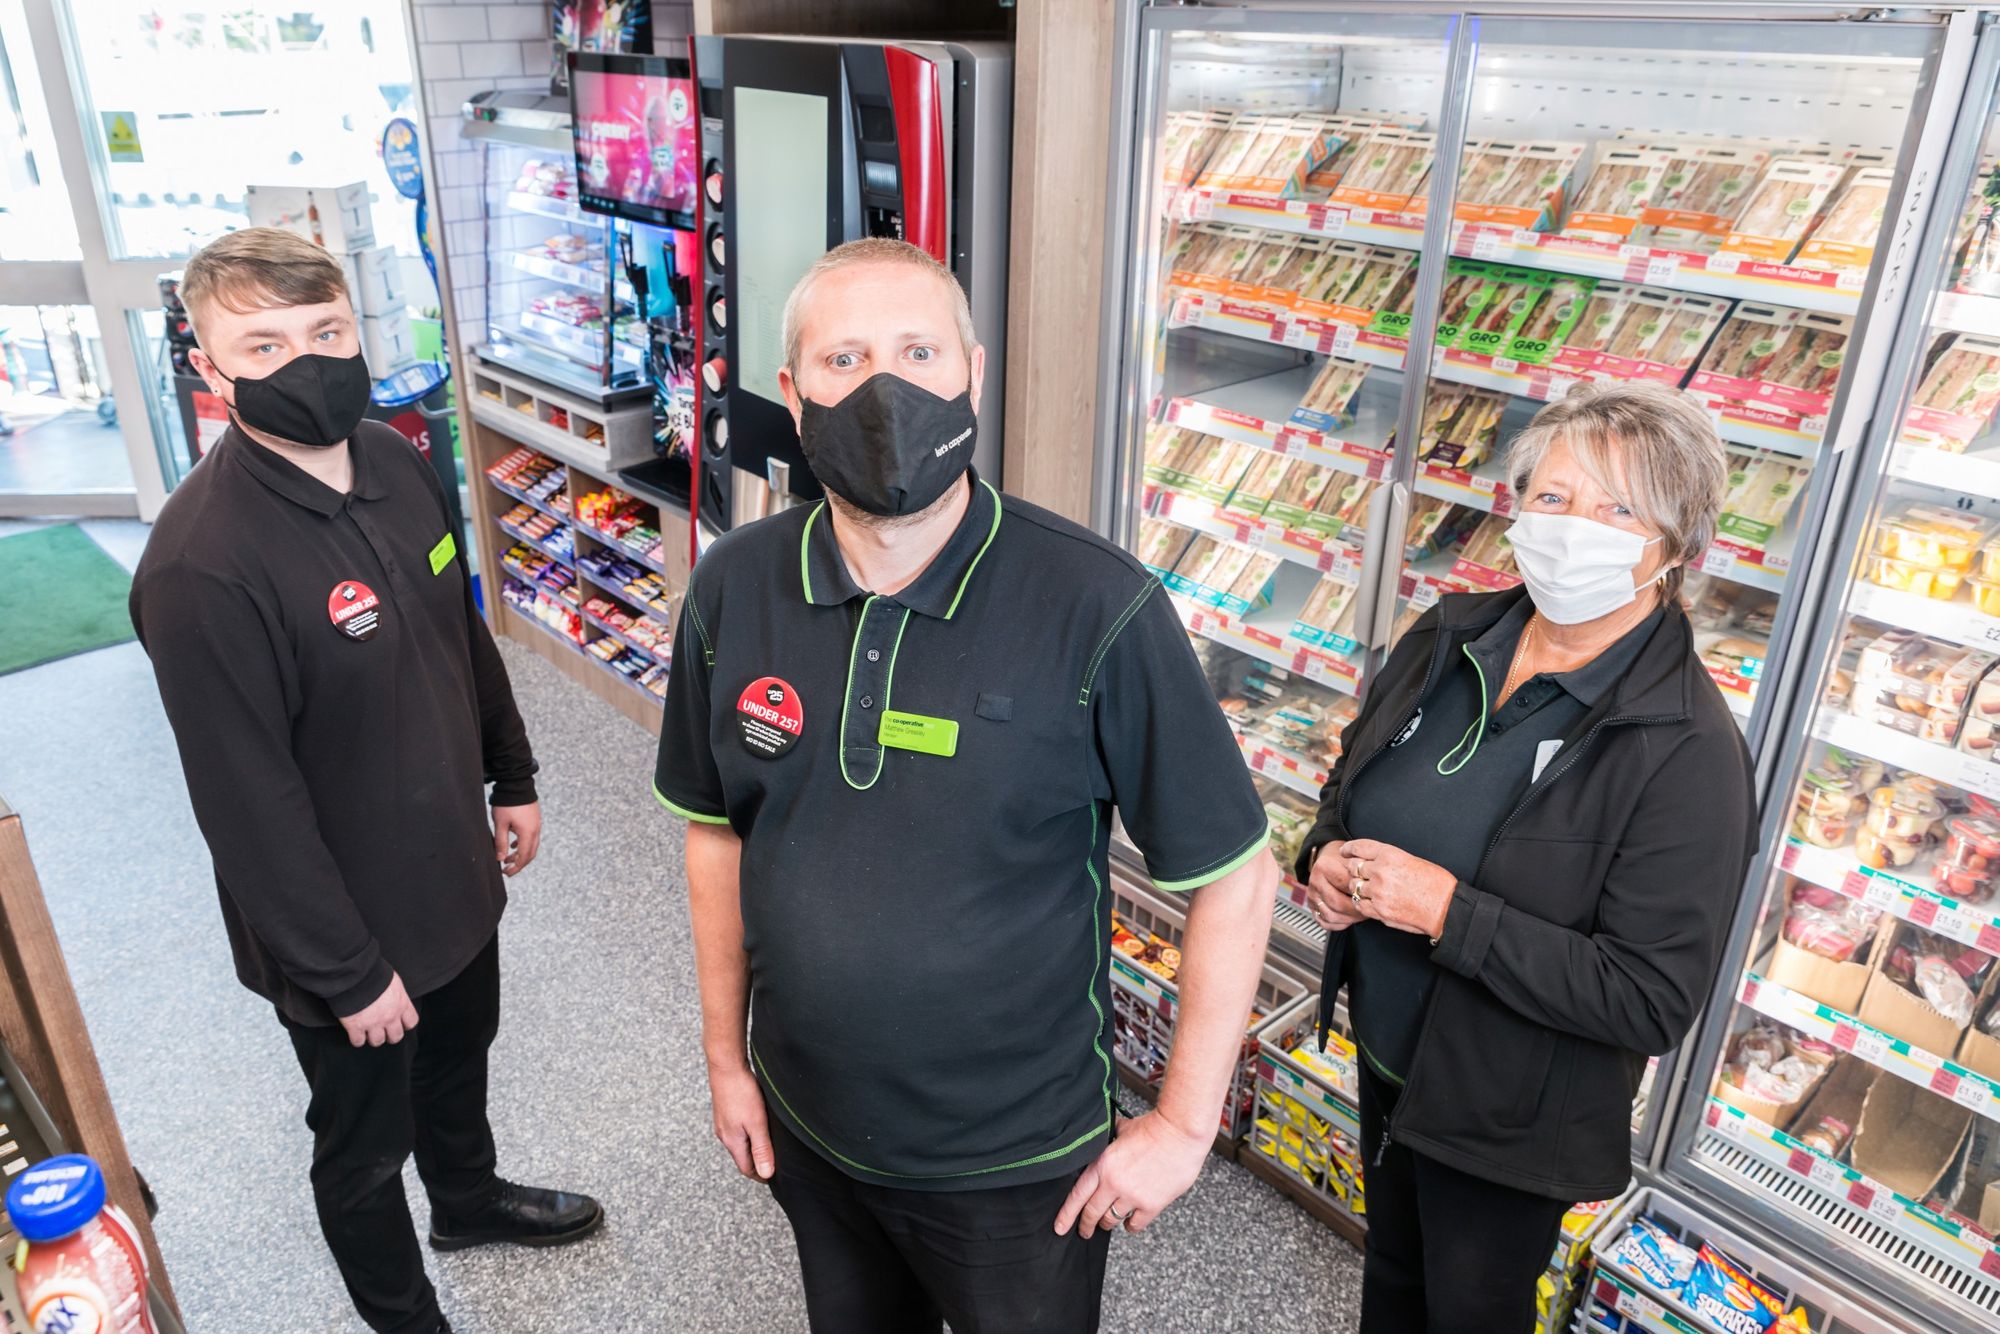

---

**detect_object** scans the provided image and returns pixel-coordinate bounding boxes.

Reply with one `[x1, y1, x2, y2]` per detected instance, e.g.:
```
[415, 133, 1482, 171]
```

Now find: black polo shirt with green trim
[653, 471, 1268, 1190]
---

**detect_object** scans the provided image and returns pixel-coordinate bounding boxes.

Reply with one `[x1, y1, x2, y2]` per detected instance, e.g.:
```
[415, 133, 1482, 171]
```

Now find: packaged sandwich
[1143, 423, 1201, 484]
[1721, 159, 1848, 263]
[1264, 461, 1338, 531]
[1291, 358, 1370, 432]
[1605, 293, 1730, 381]
[1136, 518, 1195, 576]
[1265, 237, 1333, 302]
[1312, 475, 1379, 539]
[1504, 276, 1595, 366]
[1691, 303, 1803, 396]
[1458, 268, 1550, 357]
[1162, 110, 1237, 190]
[1218, 552, 1282, 613]
[1456, 512, 1519, 576]
[1414, 383, 1509, 472]
[1192, 115, 1279, 192]
[1453, 139, 1584, 229]
[1293, 576, 1359, 650]
[1181, 437, 1259, 503]
[1331, 128, 1437, 212]
[1563, 147, 1675, 242]
[1795, 167, 1895, 272]
[1902, 332, 2000, 451]
[1169, 535, 1225, 591]
[1552, 280, 1640, 375]
[1635, 143, 1773, 252]
[1717, 452, 1810, 546]
[1222, 450, 1293, 519]
[1433, 263, 1498, 349]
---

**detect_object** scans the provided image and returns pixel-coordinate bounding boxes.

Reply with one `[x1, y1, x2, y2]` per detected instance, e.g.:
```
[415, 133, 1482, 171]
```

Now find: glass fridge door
[1670, 22, 2000, 1334]
[1105, 9, 1457, 970]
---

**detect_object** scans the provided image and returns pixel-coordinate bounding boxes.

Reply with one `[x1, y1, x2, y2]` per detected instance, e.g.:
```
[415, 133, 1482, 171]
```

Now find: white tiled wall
[407, 0, 694, 350]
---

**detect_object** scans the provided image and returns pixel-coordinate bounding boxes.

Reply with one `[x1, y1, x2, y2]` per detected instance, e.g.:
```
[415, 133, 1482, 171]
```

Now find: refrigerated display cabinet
[462, 91, 647, 403]
[1669, 20, 2000, 1334]
[1096, 4, 1998, 1329]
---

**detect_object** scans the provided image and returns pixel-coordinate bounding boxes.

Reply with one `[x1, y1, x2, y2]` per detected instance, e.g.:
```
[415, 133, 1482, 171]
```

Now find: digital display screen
[569, 54, 697, 228]
[734, 86, 829, 408]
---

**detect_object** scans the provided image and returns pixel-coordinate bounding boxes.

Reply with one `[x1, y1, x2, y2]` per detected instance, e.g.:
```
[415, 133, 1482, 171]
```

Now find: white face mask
[1506, 511, 1662, 625]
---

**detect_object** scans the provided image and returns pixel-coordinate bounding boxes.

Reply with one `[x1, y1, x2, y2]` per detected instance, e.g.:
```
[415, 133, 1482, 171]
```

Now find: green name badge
[428, 532, 457, 575]
[879, 710, 959, 757]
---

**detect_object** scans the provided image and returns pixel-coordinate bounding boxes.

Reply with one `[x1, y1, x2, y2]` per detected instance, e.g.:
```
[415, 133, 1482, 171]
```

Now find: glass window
[63, 2, 421, 262]
[0, 0, 81, 259]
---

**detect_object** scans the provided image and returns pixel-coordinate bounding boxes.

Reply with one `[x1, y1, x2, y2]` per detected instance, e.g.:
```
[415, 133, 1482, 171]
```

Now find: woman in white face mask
[1291, 380, 1755, 1333]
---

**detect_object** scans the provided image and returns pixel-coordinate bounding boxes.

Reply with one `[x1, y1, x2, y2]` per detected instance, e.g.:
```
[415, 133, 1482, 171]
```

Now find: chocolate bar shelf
[494, 515, 573, 568]
[1814, 709, 2000, 808]
[1167, 291, 1410, 373]
[1694, 1101, 2000, 1305]
[1454, 223, 1864, 317]
[572, 517, 669, 578]
[1781, 837, 2000, 959]
[578, 606, 670, 669]
[1847, 581, 2000, 657]
[1177, 595, 1364, 698]
[485, 472, 568, 525]
[1167, 184, 1427, 253]
[1736, 970, 2000, 1124]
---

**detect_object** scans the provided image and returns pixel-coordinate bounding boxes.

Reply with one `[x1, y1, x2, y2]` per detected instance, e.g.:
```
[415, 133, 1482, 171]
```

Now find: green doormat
[0, 525, 136, 675]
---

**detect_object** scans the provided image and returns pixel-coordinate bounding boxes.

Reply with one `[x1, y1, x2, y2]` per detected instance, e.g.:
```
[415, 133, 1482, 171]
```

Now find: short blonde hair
[1508, 380, 1730, 604]
[182, 227, 349, 341]
[781, 238, 975, 376]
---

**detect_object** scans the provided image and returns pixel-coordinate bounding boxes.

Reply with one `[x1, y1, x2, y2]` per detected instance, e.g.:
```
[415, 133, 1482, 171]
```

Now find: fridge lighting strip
[1695, 1135, 2000, 1319]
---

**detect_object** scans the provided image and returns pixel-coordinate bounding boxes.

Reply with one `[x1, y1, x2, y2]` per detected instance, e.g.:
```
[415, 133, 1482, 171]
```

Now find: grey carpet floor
[0, 519, 1365, 1332]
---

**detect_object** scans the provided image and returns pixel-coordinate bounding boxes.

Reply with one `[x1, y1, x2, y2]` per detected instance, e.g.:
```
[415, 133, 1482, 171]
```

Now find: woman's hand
[1303, 841, 1369, 932]
[1341, 838, 1457, 940]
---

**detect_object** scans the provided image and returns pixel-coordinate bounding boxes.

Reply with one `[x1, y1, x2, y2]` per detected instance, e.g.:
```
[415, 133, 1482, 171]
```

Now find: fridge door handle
[1362, 481, 1410, 650]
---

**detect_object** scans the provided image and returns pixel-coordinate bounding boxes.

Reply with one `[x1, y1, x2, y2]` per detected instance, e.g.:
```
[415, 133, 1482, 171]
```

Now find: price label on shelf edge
[1644, 256, 1682, 286]
[1329, 324, 1359, 357]
[1701, 545, 1737, 576]
[1866, 1188, 1904, 1227]
[1620, 1291, 1666, 1326]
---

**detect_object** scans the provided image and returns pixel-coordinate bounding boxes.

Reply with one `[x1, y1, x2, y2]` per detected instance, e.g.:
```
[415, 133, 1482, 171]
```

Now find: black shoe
[428, 1180, 605, 1252]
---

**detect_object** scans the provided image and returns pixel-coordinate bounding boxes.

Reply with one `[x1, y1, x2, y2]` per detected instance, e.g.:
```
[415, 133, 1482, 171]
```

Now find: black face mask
[215, 351, 373, 449]
[798, 373, 976, 517]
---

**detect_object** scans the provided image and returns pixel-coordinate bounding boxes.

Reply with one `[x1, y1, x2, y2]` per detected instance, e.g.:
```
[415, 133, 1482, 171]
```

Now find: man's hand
[493, 802, 542, 876]
[338, 972, 419, 1048]
[1304, 840, 1369, 932]
[1054, 1111, 1209, 1239]
[708, 1059, 775, 1181]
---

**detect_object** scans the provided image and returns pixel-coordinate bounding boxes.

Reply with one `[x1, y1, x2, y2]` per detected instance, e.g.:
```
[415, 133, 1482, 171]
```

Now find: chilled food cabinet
[1669, 22, 2000, 1334]
[1097, 4, 1985, 1328]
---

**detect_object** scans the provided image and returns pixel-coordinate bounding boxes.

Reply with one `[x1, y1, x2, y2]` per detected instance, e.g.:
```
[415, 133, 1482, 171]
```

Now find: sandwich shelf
[1812, 710, 2000, 809]
[1179, 597, 1364, 697]
[1166, 290, 1410, 373]
[1150, 485, 1365, 580]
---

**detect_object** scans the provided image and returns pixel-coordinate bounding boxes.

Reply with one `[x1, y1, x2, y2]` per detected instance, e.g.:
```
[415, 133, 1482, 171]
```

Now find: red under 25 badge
[737, 677, 803, 758]
[328, 580, 382, 642]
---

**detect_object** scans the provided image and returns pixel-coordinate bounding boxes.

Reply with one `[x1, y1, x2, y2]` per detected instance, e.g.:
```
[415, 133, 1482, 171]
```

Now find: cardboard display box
[1851, 1076, 1973, 1201]
[1958, 968, 2000, 1082]
[1857, 923, 1973, 1059]
[1789, 1054, 1875, 1146]
[1766, 935, 1872, 1016]
[361, 310, 414, 375]
[336, 245, 407, 321]
[1713, 1028, 1837, 1132]
[246, 181, 376, 253]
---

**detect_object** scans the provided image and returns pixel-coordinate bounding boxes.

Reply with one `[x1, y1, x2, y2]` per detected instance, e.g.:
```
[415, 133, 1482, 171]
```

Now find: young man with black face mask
[129, 228, 602, 1334]
[652, 238, 1279, 1331]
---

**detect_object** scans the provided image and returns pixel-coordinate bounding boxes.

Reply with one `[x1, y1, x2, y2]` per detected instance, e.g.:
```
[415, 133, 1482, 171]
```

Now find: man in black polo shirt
[130, 228, 600, 1334]
[655, 238, 1277, 1330]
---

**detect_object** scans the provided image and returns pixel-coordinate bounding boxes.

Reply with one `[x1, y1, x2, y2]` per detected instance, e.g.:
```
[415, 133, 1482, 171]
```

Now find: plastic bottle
[6, 1154, 155, 1334]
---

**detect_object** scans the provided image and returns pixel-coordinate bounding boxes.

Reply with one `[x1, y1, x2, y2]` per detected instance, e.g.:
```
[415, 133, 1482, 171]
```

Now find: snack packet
[1683, 1243, 1788, 1334]
[1731, 1024, 1789, 1070]
[1617, 1216, 1697, 1296]
[1916, 954, 1978, 1026]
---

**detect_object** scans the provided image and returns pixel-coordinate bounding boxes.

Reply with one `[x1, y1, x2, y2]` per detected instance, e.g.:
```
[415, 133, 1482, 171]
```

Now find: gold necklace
[1500, 614, 1538, 705]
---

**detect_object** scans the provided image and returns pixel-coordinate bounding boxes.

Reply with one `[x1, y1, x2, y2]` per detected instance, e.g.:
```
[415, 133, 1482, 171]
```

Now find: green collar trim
[799, 502, 828, 605]
[944, 478, 1005, 620]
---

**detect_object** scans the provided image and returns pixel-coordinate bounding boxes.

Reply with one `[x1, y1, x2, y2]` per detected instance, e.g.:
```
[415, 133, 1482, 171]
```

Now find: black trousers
[281, 935, 502, 1334]
[765, 1114, 1112, 1333]
[1355, 1061, 1572, 1333]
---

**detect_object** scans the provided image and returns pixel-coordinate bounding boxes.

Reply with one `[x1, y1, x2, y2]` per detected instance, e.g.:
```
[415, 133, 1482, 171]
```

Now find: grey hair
[781, 237, 976, 378]
[1507, 379, 1730, 605]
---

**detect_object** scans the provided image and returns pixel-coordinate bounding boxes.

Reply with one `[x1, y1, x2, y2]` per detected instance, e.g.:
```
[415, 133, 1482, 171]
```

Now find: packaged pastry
[1938, 815, 2000, 904]
[1792, 767, 1860, 847]
[1784, 896, 1881, 958]
[1796, 166, 1896, 272]
[1917, 955, 1979, 1026]
[1564, 147, 1675, 241]
[1798, 1114, 1854, 1157]
[1722, 158, 1848, 263]
[1902, 332, 2000, 451]
[1732, 1024, 1790, 1069]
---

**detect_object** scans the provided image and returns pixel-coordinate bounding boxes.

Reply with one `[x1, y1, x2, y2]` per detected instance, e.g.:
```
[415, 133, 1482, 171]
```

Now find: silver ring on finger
[1108, 1204, 1132, 1222]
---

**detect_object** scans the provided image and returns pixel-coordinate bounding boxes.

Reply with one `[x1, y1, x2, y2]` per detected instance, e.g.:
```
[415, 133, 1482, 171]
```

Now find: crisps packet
[1683, 1243, 1789, 1334]
[1617, 1216, 1698, 1296]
